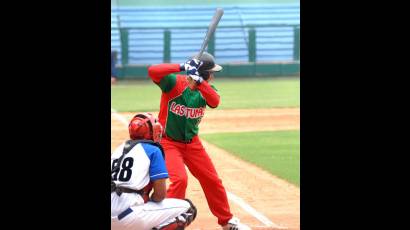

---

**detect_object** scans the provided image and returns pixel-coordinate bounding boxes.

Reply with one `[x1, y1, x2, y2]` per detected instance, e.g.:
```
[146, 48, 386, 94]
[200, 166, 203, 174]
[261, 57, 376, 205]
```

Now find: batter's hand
[189, 74, 204, 84]
[184, 58, 203, 70]
[184, 58, 204, 85]
[185, 59, 202, 75]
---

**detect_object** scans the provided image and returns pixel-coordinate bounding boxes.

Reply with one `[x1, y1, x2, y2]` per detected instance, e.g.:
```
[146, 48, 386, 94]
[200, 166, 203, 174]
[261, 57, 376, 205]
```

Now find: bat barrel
[195, 8, 224, 60]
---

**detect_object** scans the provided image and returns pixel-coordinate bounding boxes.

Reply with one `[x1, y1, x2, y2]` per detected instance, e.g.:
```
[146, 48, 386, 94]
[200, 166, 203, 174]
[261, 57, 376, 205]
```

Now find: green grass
[111, 80, 161, 112]
[214, 77, 299, 109]
[112, 0, 299, 7]
[111, 77, 299, 112]
[202, 130, 300, 186]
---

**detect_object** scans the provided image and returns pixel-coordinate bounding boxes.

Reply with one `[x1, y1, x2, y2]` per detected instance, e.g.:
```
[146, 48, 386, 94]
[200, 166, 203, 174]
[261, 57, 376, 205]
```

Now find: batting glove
[182, 58, 202, 72]
[186, 58, 202, 69]
[188, 74, 204, 84]
[186, 65, 200, 76]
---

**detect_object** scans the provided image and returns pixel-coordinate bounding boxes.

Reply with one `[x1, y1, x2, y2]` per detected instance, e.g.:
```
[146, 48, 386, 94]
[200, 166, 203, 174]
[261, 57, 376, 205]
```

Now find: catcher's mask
[128, 113, 163, 143]
[191, 52, 222, 81]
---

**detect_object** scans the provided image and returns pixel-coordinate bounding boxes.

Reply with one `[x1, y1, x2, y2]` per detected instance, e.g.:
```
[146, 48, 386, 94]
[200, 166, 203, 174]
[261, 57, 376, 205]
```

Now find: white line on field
[111, 108, 130, 126]
[227, 192, 286, 229]
[111, 108, 286, 229]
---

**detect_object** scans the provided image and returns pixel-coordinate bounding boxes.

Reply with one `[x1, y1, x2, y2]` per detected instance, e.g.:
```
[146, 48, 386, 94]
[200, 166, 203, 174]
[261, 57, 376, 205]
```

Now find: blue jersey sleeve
[141, 143, 169, 181]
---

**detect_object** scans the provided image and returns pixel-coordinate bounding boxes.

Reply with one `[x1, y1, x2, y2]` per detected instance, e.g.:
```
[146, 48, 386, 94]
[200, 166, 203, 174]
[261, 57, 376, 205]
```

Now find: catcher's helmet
[128, 113, 163, 143]
[192, 52, 222, 80]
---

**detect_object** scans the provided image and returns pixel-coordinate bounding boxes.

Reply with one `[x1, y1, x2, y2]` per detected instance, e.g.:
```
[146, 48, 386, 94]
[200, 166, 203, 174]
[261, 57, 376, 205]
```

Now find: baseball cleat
[222, 217, 251, 230]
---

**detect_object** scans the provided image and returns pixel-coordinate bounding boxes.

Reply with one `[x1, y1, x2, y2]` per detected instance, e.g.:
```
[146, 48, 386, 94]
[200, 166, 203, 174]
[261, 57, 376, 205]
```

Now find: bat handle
[195, 50, 204, 60]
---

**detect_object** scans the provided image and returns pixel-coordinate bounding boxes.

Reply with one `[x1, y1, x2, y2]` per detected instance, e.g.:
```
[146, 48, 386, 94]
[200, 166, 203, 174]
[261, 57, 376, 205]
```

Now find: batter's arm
[197, 81, 220, 108]
[148, 63, 182, 83]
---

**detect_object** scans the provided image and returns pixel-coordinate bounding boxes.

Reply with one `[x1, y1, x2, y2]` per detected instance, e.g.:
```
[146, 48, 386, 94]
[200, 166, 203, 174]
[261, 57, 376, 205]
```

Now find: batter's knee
[199, 173, 224, 186]
[172, 175, 188, 189]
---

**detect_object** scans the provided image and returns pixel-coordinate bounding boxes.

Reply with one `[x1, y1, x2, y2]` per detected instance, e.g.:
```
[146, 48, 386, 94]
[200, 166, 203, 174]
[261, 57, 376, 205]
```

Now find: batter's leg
[161, 138, 188, 199]
[184, 136, 233, 226]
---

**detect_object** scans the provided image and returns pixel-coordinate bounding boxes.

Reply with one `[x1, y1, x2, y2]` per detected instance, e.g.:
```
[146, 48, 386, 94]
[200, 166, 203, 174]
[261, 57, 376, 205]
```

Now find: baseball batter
[111, 113, 197, 230]
[148, 52, 250, 230]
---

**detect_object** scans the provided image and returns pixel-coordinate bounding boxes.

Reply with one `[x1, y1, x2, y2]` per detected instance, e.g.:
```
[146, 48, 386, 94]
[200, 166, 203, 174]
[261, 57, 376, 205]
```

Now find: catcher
[148, 52, 250, 230]
[111, 113, 197, 230]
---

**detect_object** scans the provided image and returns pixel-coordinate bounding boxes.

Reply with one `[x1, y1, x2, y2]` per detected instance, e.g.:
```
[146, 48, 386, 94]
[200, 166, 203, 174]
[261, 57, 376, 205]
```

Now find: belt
[118, 207, 133, 220]
[111, 186, 144, 197]
[164, 136, 193, 144]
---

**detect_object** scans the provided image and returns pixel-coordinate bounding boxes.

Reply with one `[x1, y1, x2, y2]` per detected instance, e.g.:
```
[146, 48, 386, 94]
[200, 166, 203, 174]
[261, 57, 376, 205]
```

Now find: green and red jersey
[148, 63, 220, 141]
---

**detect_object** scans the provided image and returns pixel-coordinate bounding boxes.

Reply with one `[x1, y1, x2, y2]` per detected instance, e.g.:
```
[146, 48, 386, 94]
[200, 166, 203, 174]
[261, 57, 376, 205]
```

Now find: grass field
[202, 130, 300, 186]
[111, 77, 300, 112]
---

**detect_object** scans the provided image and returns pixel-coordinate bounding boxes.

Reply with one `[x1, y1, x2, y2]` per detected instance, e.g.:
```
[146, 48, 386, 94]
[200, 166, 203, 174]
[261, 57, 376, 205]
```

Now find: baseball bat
[195, 8, 224, 60]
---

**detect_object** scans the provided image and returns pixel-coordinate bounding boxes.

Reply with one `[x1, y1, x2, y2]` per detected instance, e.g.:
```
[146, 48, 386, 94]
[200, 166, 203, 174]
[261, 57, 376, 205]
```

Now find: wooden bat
[195, 8, 224, 60]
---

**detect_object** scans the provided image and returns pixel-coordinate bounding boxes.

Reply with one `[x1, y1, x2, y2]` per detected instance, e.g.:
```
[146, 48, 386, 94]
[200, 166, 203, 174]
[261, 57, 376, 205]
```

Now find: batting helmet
[192, 52, 222, 80]
[128, 113, 163, 143]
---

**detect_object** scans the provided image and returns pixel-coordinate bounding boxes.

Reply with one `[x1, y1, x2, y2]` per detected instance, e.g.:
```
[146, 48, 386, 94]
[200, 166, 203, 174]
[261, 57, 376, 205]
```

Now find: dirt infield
[111, 108, 300, 230]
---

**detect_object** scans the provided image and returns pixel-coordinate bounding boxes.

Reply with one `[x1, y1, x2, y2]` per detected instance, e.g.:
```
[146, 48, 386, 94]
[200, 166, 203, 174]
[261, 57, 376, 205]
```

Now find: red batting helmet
[128, 113, 163, 143]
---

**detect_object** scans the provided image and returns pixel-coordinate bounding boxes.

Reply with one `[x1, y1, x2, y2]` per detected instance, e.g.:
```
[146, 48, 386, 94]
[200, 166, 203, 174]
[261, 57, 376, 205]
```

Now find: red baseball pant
[161, 135, 233, 226]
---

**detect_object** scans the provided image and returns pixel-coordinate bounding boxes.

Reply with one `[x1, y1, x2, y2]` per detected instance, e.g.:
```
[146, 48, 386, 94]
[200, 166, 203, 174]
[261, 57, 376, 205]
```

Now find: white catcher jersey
[111, 141, 168, 190]
[111, 141, 169, 216]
